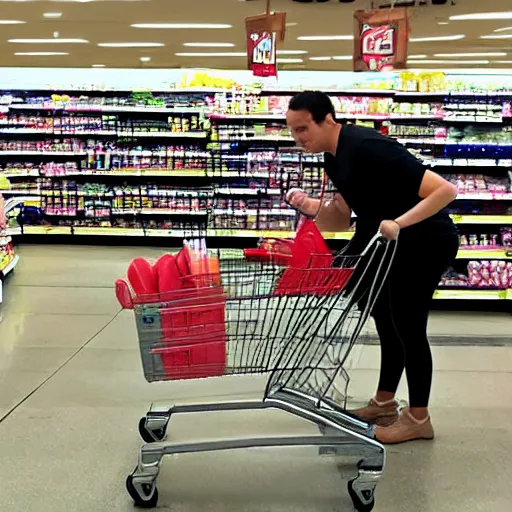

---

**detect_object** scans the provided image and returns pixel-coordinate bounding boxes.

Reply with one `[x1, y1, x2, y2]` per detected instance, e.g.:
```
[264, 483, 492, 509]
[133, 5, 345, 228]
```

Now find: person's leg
[348, 281, 406, 424]
[372, 284, 406, 403]
[374, 233, 459, 443]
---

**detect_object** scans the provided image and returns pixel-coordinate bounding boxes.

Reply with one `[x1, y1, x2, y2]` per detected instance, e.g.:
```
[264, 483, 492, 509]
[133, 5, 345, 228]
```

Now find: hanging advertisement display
[246, 31, 278, 77]
[245, 5, 286, 78]
[353, 7, 411, 72]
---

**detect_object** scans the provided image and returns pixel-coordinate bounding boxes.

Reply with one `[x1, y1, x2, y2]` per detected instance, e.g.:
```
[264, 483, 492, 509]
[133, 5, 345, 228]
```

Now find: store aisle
[0, 245, 511, 511]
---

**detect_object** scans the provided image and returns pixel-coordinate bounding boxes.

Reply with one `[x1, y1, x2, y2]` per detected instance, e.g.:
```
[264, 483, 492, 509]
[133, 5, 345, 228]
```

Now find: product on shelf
[441, 260, 512, 290]
[447, 174, 511, 197]
[1, 91, 212, 111]
[0, 138, 83, 152]
[459, 232, 500, 249]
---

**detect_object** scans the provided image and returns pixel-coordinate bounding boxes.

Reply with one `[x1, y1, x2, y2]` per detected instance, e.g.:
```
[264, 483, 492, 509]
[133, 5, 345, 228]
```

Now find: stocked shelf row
[2, 75, 512, 307]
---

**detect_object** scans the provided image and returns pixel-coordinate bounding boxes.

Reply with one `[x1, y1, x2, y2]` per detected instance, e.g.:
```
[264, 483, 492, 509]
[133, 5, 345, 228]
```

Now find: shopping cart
[118, 230, 395, 512]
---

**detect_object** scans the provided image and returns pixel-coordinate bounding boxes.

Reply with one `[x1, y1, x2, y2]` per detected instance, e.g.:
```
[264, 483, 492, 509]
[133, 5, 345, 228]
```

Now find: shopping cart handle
[360, 231, 388, 257]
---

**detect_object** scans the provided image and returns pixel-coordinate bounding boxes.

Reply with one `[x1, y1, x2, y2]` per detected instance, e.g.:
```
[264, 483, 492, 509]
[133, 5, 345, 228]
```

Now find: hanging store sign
[246, 31, 278, 77]
[353, 8, 410, 72]
[245, 6, 286, 78]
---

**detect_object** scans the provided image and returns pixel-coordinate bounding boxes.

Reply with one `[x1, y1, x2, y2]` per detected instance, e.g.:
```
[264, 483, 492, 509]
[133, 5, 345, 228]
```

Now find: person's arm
[286, 189, 352, 231]
[394, 170, 457, 229]
[315, 193, 352, 232]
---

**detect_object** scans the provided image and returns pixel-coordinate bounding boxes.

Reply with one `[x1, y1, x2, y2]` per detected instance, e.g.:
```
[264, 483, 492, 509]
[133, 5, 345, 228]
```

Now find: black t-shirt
[324, 124, 457, 249]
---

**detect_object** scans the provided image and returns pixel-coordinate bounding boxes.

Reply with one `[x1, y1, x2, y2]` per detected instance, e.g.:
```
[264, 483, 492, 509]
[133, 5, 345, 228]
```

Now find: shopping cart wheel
[348, 479, 375, 512]
[138, 416, 168, 443]
[126, 474, 159, 509]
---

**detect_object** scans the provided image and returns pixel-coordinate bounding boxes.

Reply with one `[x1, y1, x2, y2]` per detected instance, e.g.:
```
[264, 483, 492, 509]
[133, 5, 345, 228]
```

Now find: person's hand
[379, 220, 400, 240]
[286, 188, 321, 217]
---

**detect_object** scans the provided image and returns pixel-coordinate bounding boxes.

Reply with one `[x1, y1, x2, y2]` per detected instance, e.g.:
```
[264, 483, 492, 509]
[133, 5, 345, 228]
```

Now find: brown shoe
[349, 398, 399, 426]
[374, 407, 435, 445]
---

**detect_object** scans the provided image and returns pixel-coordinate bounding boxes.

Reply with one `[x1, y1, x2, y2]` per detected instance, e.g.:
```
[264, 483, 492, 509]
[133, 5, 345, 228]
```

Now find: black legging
[371, 232, 459, 408]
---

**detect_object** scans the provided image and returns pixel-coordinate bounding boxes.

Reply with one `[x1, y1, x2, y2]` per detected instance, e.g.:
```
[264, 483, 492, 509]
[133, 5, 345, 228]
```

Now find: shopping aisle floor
[1, 244, 512, 512]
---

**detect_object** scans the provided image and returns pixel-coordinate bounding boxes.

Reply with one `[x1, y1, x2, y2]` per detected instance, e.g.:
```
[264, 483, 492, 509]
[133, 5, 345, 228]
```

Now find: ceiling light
[92, 64, 105, 67]
[297, 35, 353, 41]
[450, 12, 512, 21]
[481, 34, 512, 39]
[43, 12, 62, 18]
[276, 50, 308, 55]
[408, 54, 428, 58]
[438, 21, 450, 25]
[132, 23, 232, 29]
[15, 52, 69, 56]
[9, 38, 88, 43]
[277, 58, 303, 63]
[332, 55, 353, 61]
[309, 56, 332, 61]
[493, 60, 512, 63]
[410, 35, 465, 42]
[175, 52, 245, 57]
[0, 19, 25, 24]
[183, 42, 234, 47]
[98, 42, 164, 47]
[408, 59, 490, 64]
[434, 52, 507, 57]
[140, 56, 151, 62]
[494, 27, 512, 32]
[286, 22, 298, 27]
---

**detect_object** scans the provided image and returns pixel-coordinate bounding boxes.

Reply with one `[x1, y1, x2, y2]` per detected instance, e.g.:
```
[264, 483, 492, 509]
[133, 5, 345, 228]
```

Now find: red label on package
[361, 23, 396, 72]
[247, 31, 277, 78]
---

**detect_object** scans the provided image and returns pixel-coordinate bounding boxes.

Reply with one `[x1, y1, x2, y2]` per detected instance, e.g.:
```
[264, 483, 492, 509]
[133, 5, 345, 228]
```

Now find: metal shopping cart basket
[117, 229, 395, 511]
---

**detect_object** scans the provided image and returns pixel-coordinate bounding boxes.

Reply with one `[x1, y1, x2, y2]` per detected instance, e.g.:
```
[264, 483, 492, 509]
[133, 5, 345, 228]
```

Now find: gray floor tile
[355, 345, 512, 373]
[13, 244, 166, 288]
[0, 313, 113, 348]
[85, 310, 139, 350]
[0, 370, 53, 419]
[3, 285, 120, 315]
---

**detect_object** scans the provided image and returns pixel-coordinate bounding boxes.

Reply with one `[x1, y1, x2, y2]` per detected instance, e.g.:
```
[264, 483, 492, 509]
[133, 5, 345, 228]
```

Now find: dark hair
[288, 91, 336, 123]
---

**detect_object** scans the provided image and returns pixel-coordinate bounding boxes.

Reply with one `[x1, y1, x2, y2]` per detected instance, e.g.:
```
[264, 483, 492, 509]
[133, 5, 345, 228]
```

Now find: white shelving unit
[0, 193, 20, 304]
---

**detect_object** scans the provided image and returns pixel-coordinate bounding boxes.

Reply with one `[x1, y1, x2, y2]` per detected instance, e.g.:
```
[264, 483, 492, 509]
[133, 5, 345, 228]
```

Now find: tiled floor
[1, 244, 512, 511]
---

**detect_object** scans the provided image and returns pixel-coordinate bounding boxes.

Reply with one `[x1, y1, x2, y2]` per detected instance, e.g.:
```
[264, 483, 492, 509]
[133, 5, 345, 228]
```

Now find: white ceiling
[0, 0, 511, 70]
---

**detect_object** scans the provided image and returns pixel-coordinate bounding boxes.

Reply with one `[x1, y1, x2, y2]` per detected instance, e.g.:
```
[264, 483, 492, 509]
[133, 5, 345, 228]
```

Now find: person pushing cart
[286, 91, 460, 445]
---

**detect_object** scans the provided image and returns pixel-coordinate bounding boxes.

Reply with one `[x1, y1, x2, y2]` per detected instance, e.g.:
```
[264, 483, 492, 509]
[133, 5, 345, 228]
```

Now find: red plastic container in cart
[118, 232, 396, 512]
[116, 243, 227, 380]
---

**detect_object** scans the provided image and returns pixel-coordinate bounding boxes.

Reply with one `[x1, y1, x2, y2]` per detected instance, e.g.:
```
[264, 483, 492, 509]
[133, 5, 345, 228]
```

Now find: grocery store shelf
[457, 248, 512, 259]
[65, 169, 208, 177]
[211, 112, 390, 122]
[213, 208, 295, 217]
[73, 227, 145, 236]
[0, 151, 86, 156]
[5, 227, 21, 236]
[9, 226, 356, 240]
[433, 289, 511, 300]
[428, 158, 512, 167]
[451, 214, 512, 225]
[23, 226, 71, 235]
[0, 129, 208, 138]
[0, 254, 19, 277]
[456, 193, 512, 201]
[8, 104, 203, 114]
